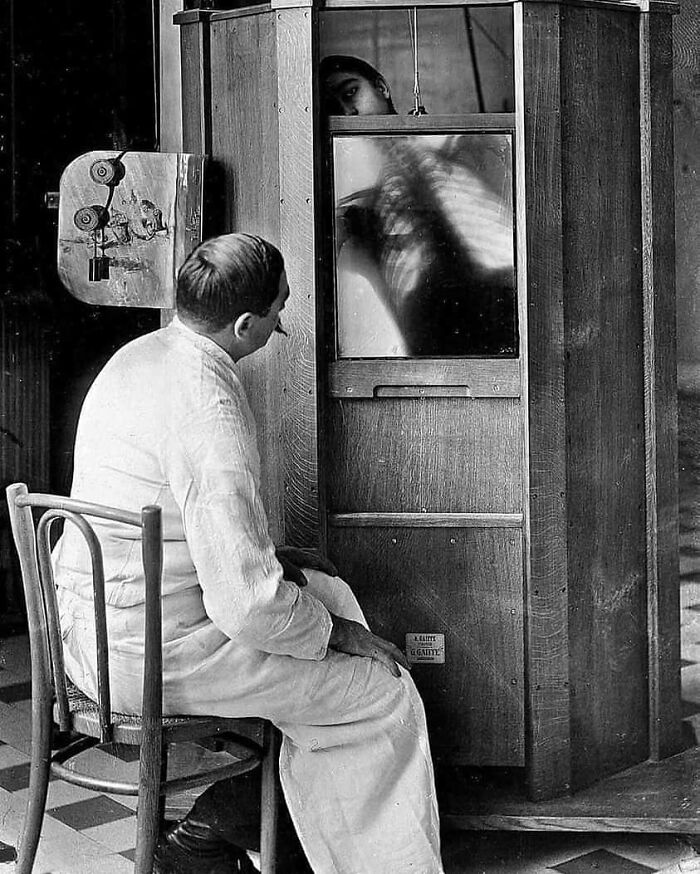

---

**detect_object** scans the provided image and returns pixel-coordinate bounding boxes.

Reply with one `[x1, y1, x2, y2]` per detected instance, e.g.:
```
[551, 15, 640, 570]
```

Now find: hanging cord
[96, 149, 128, 259]
[407, 8, 427, 116]
[151, 0, 161, 151]
[102, 150, 129, 215]
[464, 9, 485, 114]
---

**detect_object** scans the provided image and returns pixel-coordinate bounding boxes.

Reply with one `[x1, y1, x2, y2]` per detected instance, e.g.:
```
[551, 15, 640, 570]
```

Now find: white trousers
[59, 571, 444, 874]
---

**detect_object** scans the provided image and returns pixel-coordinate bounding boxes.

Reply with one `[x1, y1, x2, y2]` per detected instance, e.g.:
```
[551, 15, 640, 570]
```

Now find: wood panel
[322, 0, 650, 7]
[673, 0, 700, 364]
[209, 15, 280, 240]
[560, 6, 648, 790]
[276, 8, 320, 547]
[328, 115, 516, 133]
[640, 10, 682, 759]
[327, 398, 523, 513]
[441, 745, 700, 833]
[323, 0, 516, 9]
[159, 0, 184, 153]
[328, 526, 525, 765]
[330, 512, 523, 527]
[179, 14, 210, 154]
[329, 358, 520, 399]
[205, 12, 285, 541]
[518, 3, 571, 801]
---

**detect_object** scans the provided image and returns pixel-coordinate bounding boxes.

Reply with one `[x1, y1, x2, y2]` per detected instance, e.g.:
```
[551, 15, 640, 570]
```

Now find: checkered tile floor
[0, 631, 698, 872]
[0, 635, 131, 872]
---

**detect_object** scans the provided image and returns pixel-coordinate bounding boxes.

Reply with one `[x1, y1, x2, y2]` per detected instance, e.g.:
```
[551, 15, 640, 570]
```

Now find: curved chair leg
[16, 698, 53, 874]
[260, 723, 280, 874]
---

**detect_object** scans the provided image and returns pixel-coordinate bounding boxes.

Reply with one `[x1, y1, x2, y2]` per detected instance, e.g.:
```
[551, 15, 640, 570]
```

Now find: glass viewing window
[331, 131, 517, 359]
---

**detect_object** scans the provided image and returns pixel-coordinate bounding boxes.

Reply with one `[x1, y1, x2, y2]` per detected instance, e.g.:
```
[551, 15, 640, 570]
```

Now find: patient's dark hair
[320, 55, 384, 86]
[319, 55, 396, 115]
[176, 233, 284, 331]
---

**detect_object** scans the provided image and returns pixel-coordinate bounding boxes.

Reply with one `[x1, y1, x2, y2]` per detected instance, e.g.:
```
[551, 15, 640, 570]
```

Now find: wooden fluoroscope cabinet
[177, 0, 680, 805]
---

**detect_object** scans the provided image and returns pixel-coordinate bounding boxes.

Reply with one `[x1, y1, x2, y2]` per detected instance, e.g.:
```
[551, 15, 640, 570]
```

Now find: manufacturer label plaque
[405, 633, 445, 664]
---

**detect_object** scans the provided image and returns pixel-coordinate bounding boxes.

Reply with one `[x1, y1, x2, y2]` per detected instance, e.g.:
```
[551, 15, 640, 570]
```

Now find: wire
[407, 8, 427, 116]
[102, 150, 128, 214]
[151, 0, 161, 151]
[464, 9, 485, 113]
[471, 15, 509, 59]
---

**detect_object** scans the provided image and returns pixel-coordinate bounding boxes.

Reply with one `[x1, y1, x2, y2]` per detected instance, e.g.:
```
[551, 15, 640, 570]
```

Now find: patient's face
[324, 71, 392, 116]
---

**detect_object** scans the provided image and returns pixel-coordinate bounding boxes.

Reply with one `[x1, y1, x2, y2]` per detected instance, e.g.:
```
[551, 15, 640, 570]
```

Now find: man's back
[55, 320, 259, 608]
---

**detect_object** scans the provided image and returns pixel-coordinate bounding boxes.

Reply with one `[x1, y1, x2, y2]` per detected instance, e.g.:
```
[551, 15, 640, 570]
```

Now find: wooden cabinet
[177, 0, 680, 802]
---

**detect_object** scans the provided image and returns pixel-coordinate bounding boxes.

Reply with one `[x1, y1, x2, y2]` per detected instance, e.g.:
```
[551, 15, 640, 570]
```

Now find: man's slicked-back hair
[176, 233, 285, 332]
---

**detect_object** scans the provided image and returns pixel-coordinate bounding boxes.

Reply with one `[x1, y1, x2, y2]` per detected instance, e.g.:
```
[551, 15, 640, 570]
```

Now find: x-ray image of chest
[332, 133, 518, 359]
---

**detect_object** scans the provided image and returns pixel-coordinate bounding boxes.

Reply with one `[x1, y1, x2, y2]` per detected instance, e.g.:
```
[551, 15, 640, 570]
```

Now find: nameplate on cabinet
[405, 633, 445, 665]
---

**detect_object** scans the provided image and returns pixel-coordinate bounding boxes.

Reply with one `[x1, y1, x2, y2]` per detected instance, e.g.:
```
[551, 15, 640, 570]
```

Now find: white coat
[53, 318, 443, 874]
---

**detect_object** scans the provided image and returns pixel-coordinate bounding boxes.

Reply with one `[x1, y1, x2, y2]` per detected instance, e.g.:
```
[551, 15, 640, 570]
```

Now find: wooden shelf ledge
[441, 746, 700, 833]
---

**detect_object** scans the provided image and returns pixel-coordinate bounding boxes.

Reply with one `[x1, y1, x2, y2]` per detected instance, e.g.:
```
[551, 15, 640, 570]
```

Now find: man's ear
[233, 312, 255, 339]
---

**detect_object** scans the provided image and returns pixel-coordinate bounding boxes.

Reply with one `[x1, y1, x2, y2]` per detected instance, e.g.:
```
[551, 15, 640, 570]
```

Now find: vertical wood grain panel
[179, 15, 210, 155]
[560, 6, 649, 790]
[167, 12, 207, 330]
[180, 12, 285, 539]
[640, 10, 682, 760]
[210, 14, 280, 240]
[160, 0, 184, 154]
[673, 0, 700, 364]
[519, 2, 571, 801]
[276, 9, 320, 546]
[328, 526, 525, 765]
[212, 13, 284, 542]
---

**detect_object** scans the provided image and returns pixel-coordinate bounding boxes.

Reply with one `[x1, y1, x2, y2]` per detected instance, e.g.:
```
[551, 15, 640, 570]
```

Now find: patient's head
[320, 55, 396, 116]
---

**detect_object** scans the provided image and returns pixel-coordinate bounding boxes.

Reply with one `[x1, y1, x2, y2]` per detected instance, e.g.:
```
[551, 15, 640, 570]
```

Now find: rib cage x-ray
[333, 133, 518, 358]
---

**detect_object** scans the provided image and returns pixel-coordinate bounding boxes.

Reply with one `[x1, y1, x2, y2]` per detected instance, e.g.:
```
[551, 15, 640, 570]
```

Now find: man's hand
[328, 613, 410, 678]
[276, 546, 338, 577]
[277, 553, 308, 588]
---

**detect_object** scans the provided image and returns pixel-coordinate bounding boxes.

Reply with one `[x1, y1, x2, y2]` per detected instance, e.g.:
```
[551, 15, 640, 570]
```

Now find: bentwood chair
[6, 483, 279, 874]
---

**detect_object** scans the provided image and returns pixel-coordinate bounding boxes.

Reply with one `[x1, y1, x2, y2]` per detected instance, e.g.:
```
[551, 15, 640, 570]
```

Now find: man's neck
[176, 314, 244, 361]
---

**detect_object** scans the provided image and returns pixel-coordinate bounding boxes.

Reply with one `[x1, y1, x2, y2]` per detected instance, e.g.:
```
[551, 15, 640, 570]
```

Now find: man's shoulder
[107, 325, 166, 358]
[104, 325, 190, 370]
[95, 324, 245, 405]
[86, 328, 176, 399]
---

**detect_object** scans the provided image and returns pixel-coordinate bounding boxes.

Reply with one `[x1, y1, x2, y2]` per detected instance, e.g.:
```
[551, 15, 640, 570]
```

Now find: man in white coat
[53, 233, 444, 874]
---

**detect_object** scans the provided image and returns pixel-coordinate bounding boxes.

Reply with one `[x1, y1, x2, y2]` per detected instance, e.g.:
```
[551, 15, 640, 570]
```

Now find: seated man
[53, 233, 444, 874]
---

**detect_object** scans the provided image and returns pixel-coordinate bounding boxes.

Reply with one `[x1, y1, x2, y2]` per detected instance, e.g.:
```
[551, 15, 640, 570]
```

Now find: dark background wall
[6, 1, 162, 487]
[0, 1, 159, 626]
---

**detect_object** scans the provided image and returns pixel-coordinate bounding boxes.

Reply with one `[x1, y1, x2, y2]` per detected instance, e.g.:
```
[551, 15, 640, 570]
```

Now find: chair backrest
[5, 482, 163, 743]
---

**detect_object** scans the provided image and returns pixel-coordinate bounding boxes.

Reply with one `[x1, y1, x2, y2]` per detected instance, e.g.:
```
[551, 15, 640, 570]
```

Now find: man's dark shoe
[153, 817, 257, 874]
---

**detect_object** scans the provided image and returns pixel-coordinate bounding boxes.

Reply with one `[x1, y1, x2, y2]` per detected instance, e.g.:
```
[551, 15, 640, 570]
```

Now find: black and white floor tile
[0, 629, 698, 873]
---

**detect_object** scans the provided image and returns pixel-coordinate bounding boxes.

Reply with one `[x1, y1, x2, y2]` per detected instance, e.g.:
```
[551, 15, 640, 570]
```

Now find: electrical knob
[73, 204, 110, 232]
[89, 158, 125, 186]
